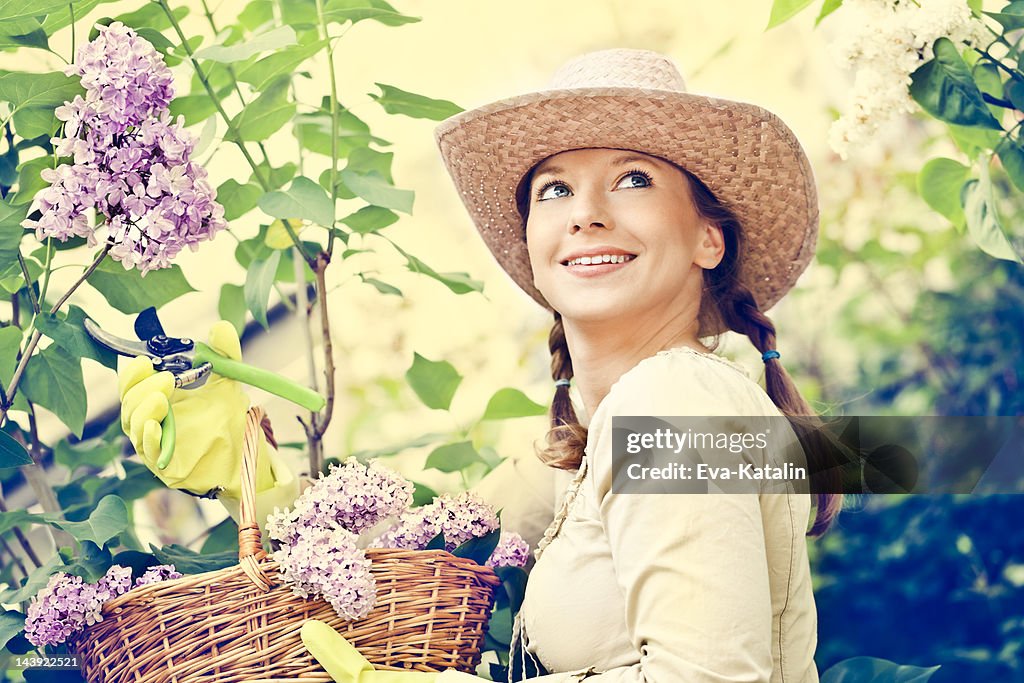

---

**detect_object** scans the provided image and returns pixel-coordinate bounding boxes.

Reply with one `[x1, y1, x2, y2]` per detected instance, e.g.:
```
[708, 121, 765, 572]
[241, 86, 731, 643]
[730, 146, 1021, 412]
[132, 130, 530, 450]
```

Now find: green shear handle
[156, 343, 326, 471]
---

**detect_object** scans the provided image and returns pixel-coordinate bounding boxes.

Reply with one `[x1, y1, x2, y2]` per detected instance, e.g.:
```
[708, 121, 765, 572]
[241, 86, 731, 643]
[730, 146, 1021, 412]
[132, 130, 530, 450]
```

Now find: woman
[121, 48, 839, 682]
[310, 48, 839, 682]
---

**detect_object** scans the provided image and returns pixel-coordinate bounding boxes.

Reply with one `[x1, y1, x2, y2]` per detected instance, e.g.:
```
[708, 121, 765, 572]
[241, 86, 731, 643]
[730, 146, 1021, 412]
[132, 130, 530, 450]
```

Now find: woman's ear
[695, 221, 725, 269]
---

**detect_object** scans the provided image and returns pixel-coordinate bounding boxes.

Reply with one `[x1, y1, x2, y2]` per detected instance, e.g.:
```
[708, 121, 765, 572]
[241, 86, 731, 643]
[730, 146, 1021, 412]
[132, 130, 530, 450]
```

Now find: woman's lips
[562, 256, 636, 278]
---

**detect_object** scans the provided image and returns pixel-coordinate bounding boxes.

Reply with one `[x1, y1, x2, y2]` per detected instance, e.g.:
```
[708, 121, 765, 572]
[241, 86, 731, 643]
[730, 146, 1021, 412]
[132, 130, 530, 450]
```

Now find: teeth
[566, 254, 632, 266]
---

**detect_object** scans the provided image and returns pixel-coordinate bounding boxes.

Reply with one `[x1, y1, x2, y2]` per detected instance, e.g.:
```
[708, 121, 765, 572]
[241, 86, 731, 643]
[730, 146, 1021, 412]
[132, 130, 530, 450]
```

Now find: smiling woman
[299, 47, 840, 683]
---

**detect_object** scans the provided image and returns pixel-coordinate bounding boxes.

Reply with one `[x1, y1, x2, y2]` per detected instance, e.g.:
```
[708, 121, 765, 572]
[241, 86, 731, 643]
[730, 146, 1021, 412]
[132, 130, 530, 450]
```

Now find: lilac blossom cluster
[266, 457, 411, 621]
[22, 22, 225, 273]
[486, 532, 530, 569]
[24, 564, 179, 647]
[371, 491, 500, 553]
[272, 526, 376, 621]
[267, 457, 414, 543]
[267, 458, 526, 620]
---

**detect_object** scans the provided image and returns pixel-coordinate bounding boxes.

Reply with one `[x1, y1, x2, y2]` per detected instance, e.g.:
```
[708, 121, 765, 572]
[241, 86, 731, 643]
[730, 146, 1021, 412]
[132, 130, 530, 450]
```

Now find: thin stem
[17, 253, 40, 315]
[315, 0, 340, 257]
[0, 481, 45, 570]
[157, 0, 316, 268]
[198, 0, 273, 165]
[306, 254, 336, 476]
[68, 2, 75, 61]
[974, 46, 1023, 83]
[0, 245, 110, 427]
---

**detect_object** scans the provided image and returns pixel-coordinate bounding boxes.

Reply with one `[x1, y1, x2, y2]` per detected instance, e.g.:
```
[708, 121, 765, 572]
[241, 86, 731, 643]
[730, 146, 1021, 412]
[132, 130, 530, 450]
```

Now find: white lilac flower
[826, 0, 989, 158]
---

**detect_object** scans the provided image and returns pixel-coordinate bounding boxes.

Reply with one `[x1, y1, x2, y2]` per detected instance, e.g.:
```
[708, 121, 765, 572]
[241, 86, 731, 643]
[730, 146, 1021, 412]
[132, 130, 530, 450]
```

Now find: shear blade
[135, 307, 166, 342]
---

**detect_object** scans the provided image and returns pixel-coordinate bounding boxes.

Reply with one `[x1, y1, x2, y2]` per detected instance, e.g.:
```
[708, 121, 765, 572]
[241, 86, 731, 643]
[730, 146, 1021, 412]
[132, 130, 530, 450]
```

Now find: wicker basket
[71, 407, 501, 682]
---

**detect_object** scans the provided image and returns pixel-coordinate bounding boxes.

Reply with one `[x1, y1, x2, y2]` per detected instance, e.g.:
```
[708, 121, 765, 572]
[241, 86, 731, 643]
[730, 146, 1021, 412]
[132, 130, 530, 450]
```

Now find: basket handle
[237, 406, 273, 592]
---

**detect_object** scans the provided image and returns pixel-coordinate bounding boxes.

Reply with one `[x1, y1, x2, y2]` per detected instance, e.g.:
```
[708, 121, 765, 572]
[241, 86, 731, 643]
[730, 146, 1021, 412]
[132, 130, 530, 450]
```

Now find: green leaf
[10, 155, 51, 205]
[0, 554, 62, 604]
[984, 1, 1024, 31]
[406, 353, 462, 411]
[425, 441, 484, 472]
[22, 344, 86, 437]
[997, 139, 1024, 192]
[294, 109, 389, 157]
[231, 75, 295, 141]
[47, 495, 128, 546]
[766, 0, 815, 29]
[258, 175, 334, 226]
[340, 169, 413, 214]
[239, 0, 274, 30]
[0, 610, 25, 650]
[909, 38, 1003, 130]
[370, 83, 462, 121]
[960, 161, 1023, 263]
[0, 0, 74, 24]
[196, 25, 297, 63]
[494, 565, 528, 612]
[0, 430, 30, 468]
[0, 198, 25, 267]
[0, 71, 83, 138]
[168, 89, 229, 127]
[411, 480, 437, 507]
[53, 433, 120, 472]
[361, 276, 402, 296]
[323, 0, 421, 26]
[325, 147, 394, 199]
[245, 250, 282, 328]
[452, 527, 500, 566]
[91, 461, 162, 502]
[252, 161, 298, 191]
[917, 158, 971, 228]
[1005, 78, 1024, 112]
[947, 122, 1000, 159]
[236, 39, 325, 91]
[425, 532, 446, 551]
[219, 283, 247, 335]
[150, 543, 238, 573]
[341, 205, 398, 234]
[217, 178, 263, 220]
[816, 0, 843, 25]
[200, 517, 239, 554]
[87, 259, 195, 313]
[481, 388, 547, 421]
[0, 325, 22, 391]
[112, 2, 187, 31]
[391, 242, 483, 295]
[349, 431, 446, 460]
[34, 305, 117, 369]
[820, 656, 940, 683]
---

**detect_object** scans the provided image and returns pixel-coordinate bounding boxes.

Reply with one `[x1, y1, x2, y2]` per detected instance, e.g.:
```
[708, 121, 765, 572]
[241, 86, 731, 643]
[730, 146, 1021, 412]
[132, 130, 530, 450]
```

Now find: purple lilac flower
[371, 492, 499, 552]
[486, 532, 530, 568]
[65, 22, 174, 131]
[268, 457, 414, 540]
[22, 22, 225, 274]
[135, 564, 183, 587]
[24, 563, 181, 647]
[272, 526, 376, 621]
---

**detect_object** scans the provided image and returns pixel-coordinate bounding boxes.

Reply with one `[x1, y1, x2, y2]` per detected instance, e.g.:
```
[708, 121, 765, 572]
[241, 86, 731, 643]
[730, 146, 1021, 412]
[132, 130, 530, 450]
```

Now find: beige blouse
[442, 347, 820, 682]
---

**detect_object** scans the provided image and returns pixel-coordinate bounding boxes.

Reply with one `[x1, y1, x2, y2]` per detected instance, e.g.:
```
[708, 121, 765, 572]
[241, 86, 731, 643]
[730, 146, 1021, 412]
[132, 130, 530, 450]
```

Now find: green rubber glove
[301, 620, 439, 683]
[118, 321, 299, 518]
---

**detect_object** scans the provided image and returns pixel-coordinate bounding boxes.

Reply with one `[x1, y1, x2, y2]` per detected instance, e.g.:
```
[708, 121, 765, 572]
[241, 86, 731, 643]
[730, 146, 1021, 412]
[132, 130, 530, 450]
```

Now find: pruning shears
[84, 308, 325, 470]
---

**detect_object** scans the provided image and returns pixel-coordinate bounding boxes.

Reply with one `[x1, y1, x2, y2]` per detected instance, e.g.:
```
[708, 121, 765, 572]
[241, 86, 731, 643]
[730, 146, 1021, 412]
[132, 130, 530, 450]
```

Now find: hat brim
[435, 87, 819, 325]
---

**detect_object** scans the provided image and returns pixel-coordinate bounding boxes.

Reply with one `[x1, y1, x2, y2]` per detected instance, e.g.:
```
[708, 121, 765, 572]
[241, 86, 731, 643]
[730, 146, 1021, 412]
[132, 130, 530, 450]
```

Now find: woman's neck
[563, 307, 705, 419]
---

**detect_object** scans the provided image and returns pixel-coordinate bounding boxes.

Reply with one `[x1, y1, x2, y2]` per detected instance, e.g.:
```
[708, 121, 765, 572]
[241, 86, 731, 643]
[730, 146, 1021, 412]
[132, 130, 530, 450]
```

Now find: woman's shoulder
[596, 346, 781, 421]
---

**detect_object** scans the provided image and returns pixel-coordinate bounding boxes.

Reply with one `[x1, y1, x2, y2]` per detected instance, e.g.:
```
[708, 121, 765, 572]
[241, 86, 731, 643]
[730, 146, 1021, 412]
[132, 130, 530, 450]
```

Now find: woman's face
[525, 148, 723, 326]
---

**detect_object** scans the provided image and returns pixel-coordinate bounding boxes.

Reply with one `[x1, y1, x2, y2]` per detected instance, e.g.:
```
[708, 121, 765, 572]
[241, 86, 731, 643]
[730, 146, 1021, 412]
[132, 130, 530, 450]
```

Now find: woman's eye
[616, 171, 652, 189]
[537, 182, 571, 201]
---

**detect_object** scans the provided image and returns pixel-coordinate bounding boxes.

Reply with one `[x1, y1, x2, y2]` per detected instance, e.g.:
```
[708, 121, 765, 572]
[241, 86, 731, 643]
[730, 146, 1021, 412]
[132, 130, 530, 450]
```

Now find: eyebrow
[531, 153, 660, 182]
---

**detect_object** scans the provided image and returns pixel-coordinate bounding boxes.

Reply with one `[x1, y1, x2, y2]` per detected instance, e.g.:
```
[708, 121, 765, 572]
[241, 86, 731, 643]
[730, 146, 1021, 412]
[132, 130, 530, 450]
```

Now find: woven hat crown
[546, 48, 687, 92]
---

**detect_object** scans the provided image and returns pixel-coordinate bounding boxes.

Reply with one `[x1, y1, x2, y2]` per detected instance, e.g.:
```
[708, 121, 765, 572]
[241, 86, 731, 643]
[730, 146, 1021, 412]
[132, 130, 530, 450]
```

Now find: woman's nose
[567, 189, 612, 234]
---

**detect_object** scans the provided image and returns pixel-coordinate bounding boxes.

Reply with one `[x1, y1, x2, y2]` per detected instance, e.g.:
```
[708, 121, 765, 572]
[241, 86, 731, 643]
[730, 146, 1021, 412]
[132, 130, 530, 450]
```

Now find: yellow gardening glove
[118, 321, 299, 521]
[301, 620, 439, 683]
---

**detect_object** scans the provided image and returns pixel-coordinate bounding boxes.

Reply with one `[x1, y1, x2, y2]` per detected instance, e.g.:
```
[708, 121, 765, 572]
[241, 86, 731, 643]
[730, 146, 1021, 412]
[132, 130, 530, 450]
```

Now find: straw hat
[434, 48, 819, 320]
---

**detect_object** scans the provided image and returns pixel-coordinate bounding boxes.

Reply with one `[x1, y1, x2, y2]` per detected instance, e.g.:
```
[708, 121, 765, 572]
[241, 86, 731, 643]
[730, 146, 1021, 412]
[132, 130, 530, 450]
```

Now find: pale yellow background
[5, 1, 940, 534]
